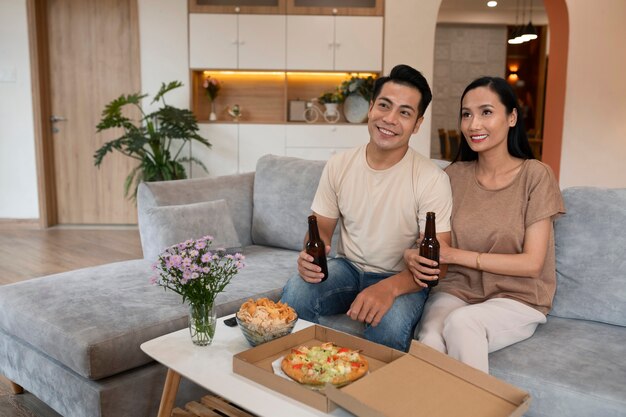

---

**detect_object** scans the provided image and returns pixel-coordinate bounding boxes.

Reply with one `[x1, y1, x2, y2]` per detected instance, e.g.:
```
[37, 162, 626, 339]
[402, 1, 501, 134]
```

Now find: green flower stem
[189, 302, 216, 346]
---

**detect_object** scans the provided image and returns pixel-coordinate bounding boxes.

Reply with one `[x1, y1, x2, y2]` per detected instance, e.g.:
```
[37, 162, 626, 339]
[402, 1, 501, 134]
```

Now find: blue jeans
[281, 257, 428, 352]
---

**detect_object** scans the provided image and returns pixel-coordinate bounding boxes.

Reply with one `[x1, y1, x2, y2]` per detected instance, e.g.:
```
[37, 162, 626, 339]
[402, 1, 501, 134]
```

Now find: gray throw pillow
[142, 199, 242, 262]
[550, 187, 626, 326]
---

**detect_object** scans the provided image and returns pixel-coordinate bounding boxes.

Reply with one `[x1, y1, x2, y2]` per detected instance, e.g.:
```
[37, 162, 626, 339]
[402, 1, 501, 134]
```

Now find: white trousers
[417, 292, 547, 373]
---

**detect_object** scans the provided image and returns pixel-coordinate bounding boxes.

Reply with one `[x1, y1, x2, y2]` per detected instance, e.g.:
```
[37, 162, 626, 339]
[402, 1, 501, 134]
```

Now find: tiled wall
[430, 24, 507, 159]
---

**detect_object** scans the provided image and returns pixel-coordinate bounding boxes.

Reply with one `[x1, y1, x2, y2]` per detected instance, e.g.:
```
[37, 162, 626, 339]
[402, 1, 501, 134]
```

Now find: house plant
[94, 81, 211, 200]
[150, 235, 246, 345]
[339, 75, 376, 123]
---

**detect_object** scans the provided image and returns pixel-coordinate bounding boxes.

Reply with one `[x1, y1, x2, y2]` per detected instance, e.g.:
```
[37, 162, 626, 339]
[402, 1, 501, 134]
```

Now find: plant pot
[343, 94, 369, 123]
[188, 302, 217, 346]
[323, 103, 340, 123]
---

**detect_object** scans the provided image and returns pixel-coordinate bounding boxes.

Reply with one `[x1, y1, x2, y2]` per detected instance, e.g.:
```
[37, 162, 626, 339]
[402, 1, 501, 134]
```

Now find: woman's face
[460, 86, 517, 155]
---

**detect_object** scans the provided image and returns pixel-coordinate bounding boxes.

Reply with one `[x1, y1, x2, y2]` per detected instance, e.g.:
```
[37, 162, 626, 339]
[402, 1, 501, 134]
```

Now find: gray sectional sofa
[0, 154, 624, 417]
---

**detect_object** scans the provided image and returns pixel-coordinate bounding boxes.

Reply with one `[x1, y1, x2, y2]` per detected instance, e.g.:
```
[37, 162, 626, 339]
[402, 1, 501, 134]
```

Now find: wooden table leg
[10, 380, 24, 394]
[157, 369, 182, 417]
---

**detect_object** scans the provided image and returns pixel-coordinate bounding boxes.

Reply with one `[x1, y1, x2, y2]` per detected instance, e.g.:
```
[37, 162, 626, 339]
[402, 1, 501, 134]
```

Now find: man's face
[367, 82, 423, 153]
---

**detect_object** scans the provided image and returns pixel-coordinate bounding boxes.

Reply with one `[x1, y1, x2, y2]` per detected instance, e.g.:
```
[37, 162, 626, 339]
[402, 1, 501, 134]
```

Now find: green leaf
[152, 81, 183, 104]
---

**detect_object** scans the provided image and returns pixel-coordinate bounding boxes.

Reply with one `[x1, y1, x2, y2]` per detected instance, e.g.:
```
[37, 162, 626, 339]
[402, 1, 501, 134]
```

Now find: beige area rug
[0, 381, 61, 417]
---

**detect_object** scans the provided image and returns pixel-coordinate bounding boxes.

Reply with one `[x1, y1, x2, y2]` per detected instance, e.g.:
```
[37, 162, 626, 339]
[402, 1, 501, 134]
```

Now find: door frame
[27, 0, 56, 228]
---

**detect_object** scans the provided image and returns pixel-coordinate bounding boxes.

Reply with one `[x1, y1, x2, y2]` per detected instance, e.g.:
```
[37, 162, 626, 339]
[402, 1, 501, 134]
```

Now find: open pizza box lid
[233, 325, 531, 415]
[325, 340, 531, 417]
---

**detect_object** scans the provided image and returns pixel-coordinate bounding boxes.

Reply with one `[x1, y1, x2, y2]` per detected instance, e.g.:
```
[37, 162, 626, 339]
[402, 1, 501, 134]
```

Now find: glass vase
[188, 302, 217, 346]
[209, 100, 217, 121]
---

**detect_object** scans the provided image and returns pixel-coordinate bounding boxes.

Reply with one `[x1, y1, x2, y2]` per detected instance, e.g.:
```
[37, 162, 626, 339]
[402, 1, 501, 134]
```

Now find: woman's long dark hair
[454, 77, 535, 162]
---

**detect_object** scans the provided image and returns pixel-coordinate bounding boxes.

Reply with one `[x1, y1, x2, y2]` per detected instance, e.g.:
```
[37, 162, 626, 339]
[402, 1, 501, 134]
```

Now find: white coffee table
[141, 315, 354, 417]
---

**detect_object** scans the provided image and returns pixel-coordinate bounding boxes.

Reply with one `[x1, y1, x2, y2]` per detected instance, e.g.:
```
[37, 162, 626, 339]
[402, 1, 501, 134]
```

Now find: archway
[431, 0, 568, 180]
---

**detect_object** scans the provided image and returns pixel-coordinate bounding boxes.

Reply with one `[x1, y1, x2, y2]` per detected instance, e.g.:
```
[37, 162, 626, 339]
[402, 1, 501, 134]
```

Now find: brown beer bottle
[306, 215, 328, 282]
[419, 212, 440, 287]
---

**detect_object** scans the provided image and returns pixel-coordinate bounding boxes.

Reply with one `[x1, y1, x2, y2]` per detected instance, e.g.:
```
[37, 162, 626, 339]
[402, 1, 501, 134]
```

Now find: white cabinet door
[238, 124, 286, 173]
[285, 124, 369, 160]
[286, 16, 334, 70]
[193, 124, 239, 177]
[238, 15, 286, 69]
[189, 14, 238, 69]
[334, 17, 383, 72]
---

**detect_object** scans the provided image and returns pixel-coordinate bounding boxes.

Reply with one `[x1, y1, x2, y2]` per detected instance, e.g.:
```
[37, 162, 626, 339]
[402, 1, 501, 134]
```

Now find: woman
[405, 77, 564, 373]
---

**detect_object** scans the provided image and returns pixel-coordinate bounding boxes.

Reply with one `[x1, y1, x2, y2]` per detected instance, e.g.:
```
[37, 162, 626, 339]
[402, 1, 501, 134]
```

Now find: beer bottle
[419, 212, 440, 287]
[306, 215, 328, 282]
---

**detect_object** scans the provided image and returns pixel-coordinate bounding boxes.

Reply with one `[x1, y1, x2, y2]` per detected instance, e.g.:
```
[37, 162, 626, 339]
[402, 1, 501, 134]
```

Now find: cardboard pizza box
[233, 325, 530, 416]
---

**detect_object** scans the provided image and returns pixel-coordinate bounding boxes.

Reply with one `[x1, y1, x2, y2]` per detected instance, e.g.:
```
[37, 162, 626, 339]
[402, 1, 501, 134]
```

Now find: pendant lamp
[520, 0, 538, 41]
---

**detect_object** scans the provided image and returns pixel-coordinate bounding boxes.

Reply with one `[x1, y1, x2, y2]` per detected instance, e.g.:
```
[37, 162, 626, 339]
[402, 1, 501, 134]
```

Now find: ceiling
[438, 0, 547, 25]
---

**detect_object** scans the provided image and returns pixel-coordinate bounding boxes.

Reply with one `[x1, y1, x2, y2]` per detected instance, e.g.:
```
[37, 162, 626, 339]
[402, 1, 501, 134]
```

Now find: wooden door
[46, 0, 140, 224]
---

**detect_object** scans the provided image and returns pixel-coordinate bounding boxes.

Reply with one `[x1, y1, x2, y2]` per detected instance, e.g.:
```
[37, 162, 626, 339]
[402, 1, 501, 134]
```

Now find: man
[281, 64, 452, 351]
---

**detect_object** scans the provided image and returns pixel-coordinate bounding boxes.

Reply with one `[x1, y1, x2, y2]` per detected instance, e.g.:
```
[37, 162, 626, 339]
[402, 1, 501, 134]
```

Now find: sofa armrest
[137, 173, 255, 256]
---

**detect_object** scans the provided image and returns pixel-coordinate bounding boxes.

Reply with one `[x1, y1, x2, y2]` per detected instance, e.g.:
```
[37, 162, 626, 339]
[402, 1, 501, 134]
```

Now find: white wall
[559, 0, 626, 188]
[137, 0, 189, 112]
[384, 0, 442, 157]
[0, 0, 39, 218]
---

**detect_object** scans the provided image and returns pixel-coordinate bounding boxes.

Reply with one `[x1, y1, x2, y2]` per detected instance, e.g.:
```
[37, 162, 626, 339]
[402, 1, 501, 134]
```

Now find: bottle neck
[308, 216, 321, 241]
[424, 212, 436, 238]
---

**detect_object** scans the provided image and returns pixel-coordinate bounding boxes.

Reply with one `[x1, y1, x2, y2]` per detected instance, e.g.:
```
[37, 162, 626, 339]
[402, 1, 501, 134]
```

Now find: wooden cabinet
[193, 123, 286, 177]
[286, 15, 382, 71]
[287, 0, 383, 16]
[334, 16, 382, 71]
[193, 124, 239, 177]
[192, 123, 368, 176]
[189, 0, 286, 14]
[188, 0, 383, 16]
[285, 124, 369, 160]
[238, 124, 286, 172]
[189, 14, 286, 69]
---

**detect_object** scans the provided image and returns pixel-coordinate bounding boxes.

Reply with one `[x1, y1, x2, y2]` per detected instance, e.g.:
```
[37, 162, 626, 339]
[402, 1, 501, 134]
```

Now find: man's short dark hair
[371, 64, 433, 118]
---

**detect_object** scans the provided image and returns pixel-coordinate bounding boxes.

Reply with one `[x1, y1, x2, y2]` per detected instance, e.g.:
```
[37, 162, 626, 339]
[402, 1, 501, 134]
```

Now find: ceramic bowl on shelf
[235, 312, 298, 347]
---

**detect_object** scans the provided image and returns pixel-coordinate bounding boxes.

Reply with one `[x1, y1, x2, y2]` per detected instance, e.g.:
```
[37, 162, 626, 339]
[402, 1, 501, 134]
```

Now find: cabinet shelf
[189, 0, 286, 14]
[189, 0, 383, 16]
[192, 70, 378, 124]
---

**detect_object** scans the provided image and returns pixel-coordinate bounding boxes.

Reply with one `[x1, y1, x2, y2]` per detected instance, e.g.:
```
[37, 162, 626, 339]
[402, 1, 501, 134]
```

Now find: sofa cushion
[550, 187, 626, 326]
[141, 199, 241, 262]
[490, 316, 626, 417]
[252, 154, 327, 251]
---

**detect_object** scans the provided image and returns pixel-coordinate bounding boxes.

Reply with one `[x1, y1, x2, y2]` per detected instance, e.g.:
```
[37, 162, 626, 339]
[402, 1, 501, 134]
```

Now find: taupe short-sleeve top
[435, 159, 565, 314]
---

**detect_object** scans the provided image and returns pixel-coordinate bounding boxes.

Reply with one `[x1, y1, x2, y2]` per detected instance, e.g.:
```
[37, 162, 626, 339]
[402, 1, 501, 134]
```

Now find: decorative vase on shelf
[343, 94, 369, 123]
[323, 103, 340, 123]
[189, 302, 217, 346]
[209, 100, 217, 121]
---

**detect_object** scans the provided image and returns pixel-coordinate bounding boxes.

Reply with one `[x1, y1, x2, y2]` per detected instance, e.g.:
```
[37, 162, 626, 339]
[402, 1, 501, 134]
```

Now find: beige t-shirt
[312, 145, 452, 274]
[435, 159, 565, 314]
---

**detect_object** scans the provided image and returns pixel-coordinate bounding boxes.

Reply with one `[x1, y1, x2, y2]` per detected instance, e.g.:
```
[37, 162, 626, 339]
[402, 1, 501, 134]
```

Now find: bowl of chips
[236, 298, 298, 347]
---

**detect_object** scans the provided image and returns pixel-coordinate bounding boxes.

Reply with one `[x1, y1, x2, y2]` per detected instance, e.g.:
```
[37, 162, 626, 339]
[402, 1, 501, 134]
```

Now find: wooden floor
[0, 227, 143, 285]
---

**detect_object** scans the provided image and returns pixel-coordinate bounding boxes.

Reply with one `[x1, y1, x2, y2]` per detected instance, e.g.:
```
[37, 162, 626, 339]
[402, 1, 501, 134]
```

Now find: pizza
[281, 342, 369, 386]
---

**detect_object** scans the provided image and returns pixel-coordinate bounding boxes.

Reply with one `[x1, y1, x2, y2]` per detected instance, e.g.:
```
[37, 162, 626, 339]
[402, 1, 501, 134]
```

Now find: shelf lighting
[202, 71, 377, 79]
